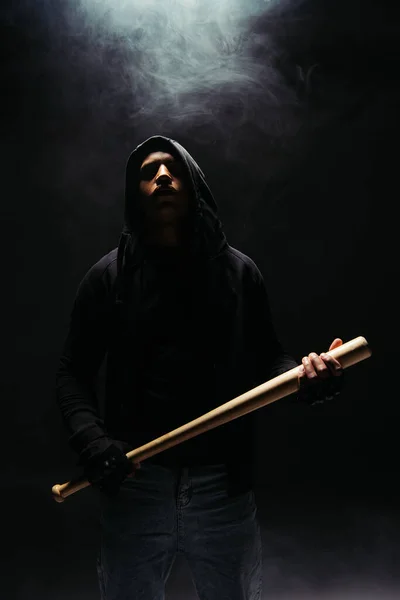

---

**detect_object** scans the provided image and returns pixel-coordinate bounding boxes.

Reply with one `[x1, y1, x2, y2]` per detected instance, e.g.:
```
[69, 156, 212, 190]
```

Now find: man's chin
[156, 196, 178, 206]
[156, 200, 182, 215]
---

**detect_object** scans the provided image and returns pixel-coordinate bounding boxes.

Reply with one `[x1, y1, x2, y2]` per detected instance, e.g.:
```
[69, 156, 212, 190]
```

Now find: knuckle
[316, 365, 329, 375]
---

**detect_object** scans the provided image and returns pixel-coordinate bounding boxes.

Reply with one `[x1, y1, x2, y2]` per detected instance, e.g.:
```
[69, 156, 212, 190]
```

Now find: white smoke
[61, 0, 301, 148]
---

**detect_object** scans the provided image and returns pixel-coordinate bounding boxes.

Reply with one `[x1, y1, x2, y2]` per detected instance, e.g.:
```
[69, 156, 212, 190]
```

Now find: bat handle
[52, 477, 90, 502]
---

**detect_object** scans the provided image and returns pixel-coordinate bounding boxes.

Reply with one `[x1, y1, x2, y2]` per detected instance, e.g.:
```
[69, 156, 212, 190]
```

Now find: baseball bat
[52, 335, 371, 502]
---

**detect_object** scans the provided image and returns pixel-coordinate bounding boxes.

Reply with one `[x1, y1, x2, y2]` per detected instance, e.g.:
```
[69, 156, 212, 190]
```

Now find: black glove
[78, 437, 134, 497]
[297, 371, 344, 406]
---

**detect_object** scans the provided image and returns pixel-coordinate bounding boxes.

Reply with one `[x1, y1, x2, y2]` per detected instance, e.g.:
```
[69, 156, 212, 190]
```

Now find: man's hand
[297, 338, 344, 405]
[79, 439, 140, 497]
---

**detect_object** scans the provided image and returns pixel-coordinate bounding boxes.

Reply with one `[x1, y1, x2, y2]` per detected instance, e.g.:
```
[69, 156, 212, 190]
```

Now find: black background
[5, 0, 399, 597]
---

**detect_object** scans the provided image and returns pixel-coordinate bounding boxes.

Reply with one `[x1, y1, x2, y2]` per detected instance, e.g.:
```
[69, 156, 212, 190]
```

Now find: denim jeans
[97, 462, 262, 599]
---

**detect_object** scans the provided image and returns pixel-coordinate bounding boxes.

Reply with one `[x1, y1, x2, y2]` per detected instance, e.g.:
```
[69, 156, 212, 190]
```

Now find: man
[56, 135, 343, 600]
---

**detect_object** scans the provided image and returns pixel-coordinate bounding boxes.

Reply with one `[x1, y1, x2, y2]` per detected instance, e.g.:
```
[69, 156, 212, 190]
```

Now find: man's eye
[140, 162, 182, 180]
[140, 166, 156, 180]
[169, 163, 182, 175]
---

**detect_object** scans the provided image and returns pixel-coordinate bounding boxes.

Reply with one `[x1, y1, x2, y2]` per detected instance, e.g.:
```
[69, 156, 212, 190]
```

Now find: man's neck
[144, 223, 186, 247]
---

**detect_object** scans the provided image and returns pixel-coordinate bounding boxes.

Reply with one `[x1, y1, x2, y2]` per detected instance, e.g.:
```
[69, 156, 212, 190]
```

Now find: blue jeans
[97, 462, 262, 599]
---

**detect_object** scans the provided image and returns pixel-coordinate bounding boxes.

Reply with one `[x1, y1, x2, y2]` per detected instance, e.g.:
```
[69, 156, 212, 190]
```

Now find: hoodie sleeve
[249, 265, 298, 384]
[55, 264, 112, 456]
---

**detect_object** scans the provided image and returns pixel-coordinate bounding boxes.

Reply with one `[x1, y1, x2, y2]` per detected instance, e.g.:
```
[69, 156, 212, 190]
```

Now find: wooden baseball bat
[52, 335, 371, 502]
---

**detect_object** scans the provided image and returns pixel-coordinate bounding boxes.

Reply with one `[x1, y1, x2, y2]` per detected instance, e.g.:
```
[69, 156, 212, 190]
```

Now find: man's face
[138, 151, 190, 225]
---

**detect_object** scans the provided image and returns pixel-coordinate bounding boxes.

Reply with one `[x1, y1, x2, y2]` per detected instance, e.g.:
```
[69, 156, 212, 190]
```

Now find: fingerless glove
[298, 372, 344, 406]
[78, 437, 134, 496]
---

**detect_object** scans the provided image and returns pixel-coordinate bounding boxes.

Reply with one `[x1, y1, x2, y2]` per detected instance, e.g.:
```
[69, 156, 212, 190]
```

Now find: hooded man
[56, 135, 343, 600]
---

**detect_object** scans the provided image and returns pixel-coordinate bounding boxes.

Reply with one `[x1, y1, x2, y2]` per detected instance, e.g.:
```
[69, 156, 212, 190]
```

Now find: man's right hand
[80, 439, 140, 496]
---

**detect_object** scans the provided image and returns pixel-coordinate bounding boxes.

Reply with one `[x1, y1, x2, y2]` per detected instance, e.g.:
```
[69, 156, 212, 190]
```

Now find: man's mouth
[154, 188, 177, 196]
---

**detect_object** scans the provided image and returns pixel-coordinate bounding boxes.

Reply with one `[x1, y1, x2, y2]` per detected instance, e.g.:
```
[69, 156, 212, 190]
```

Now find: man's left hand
[297, 338, 344, 405]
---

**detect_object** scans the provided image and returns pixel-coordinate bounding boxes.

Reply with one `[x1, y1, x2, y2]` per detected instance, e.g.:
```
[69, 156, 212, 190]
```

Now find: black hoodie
[56, 135, 297, 476]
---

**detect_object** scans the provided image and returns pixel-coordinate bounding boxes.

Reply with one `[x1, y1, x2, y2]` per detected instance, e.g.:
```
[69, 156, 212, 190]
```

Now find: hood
[116, 135, 228, 299]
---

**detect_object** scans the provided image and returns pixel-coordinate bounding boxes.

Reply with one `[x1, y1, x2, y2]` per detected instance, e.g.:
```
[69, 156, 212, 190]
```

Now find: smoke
[8, 0, 398, 246]
[43, 0, 304, 163]
[71, 0, 290, 110]
[7, 0, 398, 175]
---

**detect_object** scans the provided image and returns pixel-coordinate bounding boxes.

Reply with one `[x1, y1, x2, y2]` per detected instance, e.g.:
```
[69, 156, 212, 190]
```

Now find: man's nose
[155, 165, 172, 183]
